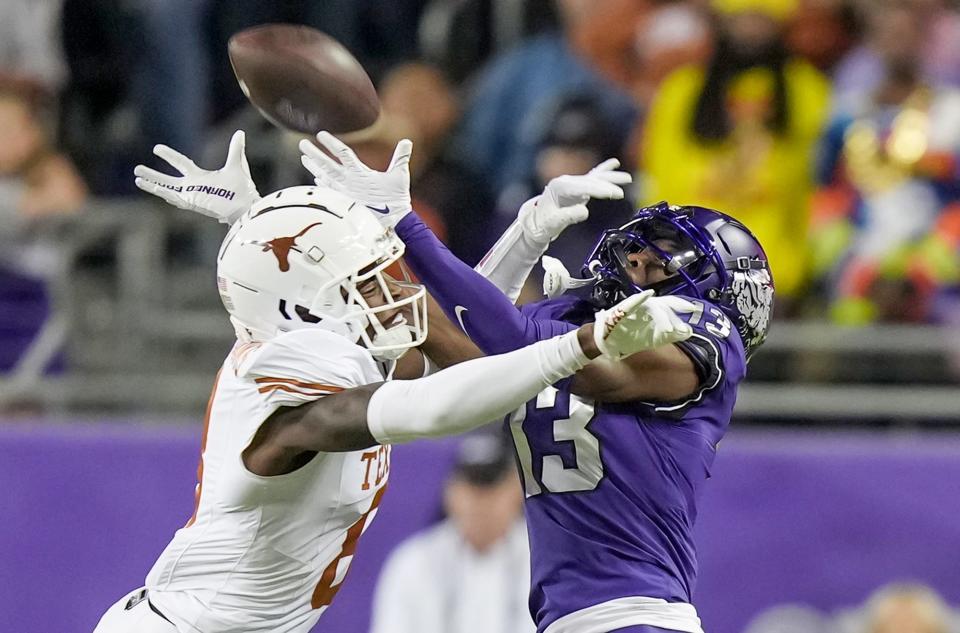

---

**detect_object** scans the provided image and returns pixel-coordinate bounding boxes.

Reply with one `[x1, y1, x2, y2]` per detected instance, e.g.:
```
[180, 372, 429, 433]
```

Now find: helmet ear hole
[294, 304, 322, 323]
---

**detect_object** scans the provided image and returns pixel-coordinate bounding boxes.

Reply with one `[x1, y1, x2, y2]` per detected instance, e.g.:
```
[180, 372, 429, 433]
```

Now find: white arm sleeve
[474, 220, 549, 304]
[367, 330, 589, 444]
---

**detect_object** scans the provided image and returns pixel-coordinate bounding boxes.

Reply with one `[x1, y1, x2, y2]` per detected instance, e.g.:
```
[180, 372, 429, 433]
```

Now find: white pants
[94, 587, 179, 633]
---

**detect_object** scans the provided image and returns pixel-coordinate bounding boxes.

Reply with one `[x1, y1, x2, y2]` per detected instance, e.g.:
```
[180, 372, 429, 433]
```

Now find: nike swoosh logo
[366, 204, 391, 215]
[454, 305, 468, 332]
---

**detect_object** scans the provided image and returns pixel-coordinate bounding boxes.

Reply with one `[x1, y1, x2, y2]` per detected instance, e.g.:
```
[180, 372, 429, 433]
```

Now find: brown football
[228, 24, 380, 134]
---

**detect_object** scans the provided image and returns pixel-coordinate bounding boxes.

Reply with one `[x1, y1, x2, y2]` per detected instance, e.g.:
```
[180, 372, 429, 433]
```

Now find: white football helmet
[216, 185, 427, 360]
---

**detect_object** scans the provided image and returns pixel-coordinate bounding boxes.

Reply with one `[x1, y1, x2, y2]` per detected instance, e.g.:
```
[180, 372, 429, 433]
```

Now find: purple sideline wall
[2, 422, 959, 633]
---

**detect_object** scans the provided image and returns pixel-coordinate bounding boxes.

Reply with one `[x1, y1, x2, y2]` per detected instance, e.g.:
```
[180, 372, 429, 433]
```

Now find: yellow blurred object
[830, 296, 877, 325]
[915, 235, 960, 284]
[711, 0, 799, 21]
[728, 68, 775, 102]
[810, 219, 854, 277]
[642, 61, 830, 298]
[842, 88, 933, 194]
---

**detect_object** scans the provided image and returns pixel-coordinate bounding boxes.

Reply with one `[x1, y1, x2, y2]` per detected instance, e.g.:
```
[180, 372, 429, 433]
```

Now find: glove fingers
[315, 131, 359, 166]
[594, 170, 633, 186]
[298, 138, 341, 171]
[657, 308, 693, 343]
[301, 156, 336, 188]
[133, 165, 180, 189]
[388, 138, 413, 171]
[555, 177, 624, 201]
[583, 179, 625, 200]
[298, 137, 327, 162]
[665, 310, 693, 337]
[224, 130, 246, 168]
[617, 289, 654, 316]
[656, 296, 700, 315]
[566, 203, 589, 224]
[589, 158, 621, 173]
[660, 323, 693, 345]
[240, 151, 255, 181]
[153, 144, 197, 175]
[298, 141, 344, 181]
[135, 178, 182, 206]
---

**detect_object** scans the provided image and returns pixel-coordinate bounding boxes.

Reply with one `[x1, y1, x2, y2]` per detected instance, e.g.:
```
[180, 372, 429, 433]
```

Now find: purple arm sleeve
[395, 214, 577, 354]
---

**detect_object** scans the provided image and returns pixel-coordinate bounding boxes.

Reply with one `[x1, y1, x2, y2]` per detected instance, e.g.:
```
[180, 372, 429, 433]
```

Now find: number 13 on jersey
[507, 386, 603, 496]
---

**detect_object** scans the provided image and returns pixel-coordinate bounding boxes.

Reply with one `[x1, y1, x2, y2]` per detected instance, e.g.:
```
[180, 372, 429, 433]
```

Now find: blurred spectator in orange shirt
[574, 0, 711, 101]
[784, 0, 858, 73]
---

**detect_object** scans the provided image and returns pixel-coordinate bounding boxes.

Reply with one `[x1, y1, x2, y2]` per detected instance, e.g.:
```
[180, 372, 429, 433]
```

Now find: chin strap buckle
[735, 257, 767, 271]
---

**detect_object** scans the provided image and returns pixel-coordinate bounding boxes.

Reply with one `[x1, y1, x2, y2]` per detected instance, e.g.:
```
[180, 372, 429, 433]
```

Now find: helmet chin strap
[542, 256, 594, 298]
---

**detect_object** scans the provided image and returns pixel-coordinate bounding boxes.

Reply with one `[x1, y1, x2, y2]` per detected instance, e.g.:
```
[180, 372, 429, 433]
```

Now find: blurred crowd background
[2, 1, 960, 633]
[1, 0, 959, 418]
[1, 0, 959, 420]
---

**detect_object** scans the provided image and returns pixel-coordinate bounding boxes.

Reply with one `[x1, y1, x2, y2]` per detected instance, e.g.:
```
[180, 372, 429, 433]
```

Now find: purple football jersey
[509, 295, 746, 632]
[392, 213, 748, 632]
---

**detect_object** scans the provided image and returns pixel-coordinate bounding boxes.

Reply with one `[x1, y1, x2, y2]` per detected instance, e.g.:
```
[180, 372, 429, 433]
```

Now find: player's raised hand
[518, 158, 632, 244]
[133, 130, 261, 225]
[300, 131, 412, 228]
[592, 290, 695, 360]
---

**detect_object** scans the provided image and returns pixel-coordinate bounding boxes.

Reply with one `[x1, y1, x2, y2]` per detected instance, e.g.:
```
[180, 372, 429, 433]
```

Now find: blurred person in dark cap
[333, 62, 495, 267]
[369, 429, 533, 633]
[453, 0, 640, 197]
[496, 92, 636, 296]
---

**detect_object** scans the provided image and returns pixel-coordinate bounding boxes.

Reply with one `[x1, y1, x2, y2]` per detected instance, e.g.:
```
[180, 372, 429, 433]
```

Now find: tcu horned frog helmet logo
[730, 267, 773, 349]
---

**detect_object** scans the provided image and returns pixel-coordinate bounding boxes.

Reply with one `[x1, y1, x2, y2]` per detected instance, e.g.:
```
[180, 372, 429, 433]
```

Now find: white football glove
[299, 131, 413, 228]
[593, 290, 696, 360]
[133, 130, 261, 225]
[519, 158, 632, 245]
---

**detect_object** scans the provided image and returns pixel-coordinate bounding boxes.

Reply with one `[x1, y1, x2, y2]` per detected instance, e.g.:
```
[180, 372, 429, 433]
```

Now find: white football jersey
[145, 328, 389, 633]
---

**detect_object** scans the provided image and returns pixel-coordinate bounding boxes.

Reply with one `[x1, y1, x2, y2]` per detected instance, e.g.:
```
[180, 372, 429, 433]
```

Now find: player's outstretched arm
[243, 293, 693, 472]
[396, 213, 580, 353]
[133, 130, 261, 224]
[477, 159, 631, 303]
[571, 293, 702, 403]
[300, 132, 579, 354]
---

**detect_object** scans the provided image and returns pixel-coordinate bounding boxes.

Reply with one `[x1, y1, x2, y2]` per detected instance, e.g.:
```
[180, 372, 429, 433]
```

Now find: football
[228, 24, 380, 135]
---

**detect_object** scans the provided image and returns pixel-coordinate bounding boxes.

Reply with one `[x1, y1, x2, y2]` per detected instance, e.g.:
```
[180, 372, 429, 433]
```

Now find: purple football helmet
[583, 202, 775, 356]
